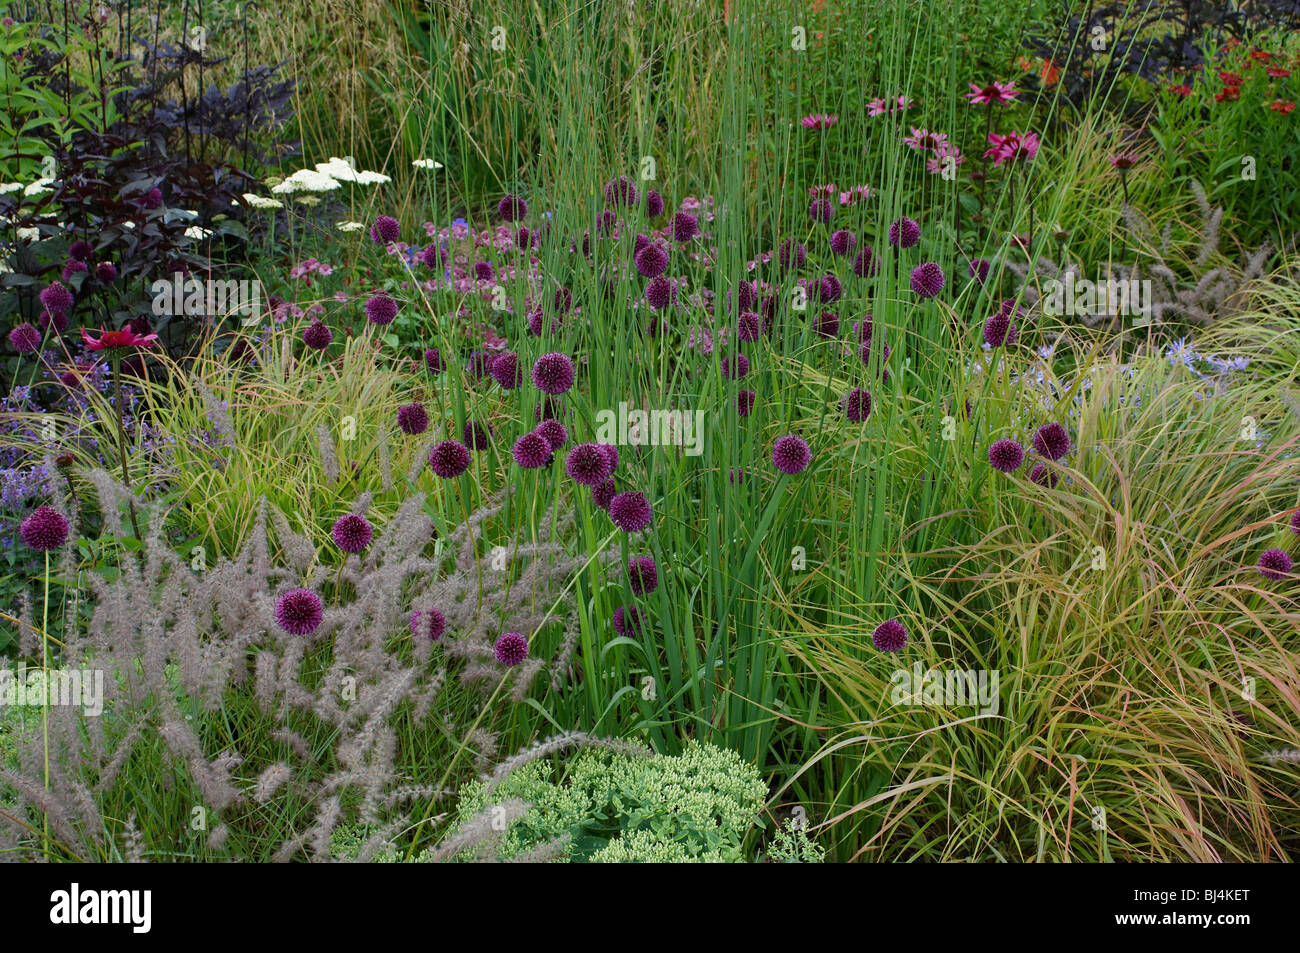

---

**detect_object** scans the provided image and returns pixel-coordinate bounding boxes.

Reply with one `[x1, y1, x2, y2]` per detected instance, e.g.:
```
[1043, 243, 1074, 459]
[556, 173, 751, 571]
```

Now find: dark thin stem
[111, 353, 143, 541]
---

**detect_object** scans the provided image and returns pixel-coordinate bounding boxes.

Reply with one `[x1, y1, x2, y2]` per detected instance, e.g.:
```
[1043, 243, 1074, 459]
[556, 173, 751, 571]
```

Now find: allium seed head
[1258, 548, 1293, 581]
[609, 491, 652, 532]
[494, 631, 529, 667]
[397, 402, 429, 435]
[888, 217, 921, 248]
[20, 505, 69, 551]
[1033, 422, 1071, 461]
[512, 431, 552, 469]
[275, 588, 324, 636]
[872, 618, 908, 652]
[988, 438, 1025, 473]
[531, 352, 575, 394]
[331, 514, 373, 553]
[429, 440, 471, 477]
[628, 555, 659, 595]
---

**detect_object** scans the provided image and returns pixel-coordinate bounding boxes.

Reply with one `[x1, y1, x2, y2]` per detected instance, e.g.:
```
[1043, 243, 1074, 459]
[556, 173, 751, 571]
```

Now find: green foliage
[446, 741, 768, 863]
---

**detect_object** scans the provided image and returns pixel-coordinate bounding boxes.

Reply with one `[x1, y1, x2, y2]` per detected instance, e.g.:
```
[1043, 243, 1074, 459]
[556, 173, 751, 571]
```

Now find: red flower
[1266, 66, 1291, 79]
[1215, 86, 1241, 102]
[1250, 49, 1273, 63]
[1167, 84, 1192, 97]
[1219, 70, 1243, 86]
[1269, 99, 1296, 114]
[80, 327, 158, 351]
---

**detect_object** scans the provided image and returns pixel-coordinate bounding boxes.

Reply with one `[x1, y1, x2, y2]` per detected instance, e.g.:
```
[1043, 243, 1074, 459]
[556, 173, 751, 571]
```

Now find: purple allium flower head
[1258, 548, 1293, 581]
[871, 618, 908, 652]
[40, 282, 74, 314]
[303, 319, 333, 350]
[814, 311, 840, 337]
[635, 243, 669, 278]
[729, 467, 746, 484]
[463, 420, 492, 450]
[512, 431, 552, 469]
[8, 322, 40, 353]
[397, 402, 429, 435]
[490, 351, 523, 389]
[609, 491, 652, 532]
[565, 443, 614, 486]
[69, 239, 93, 262]
[772, 434, 812, 474]
[424, 347, 445, 374]
[592, 478, 617, 510]
[419, 243, 443, 269]
[473, 260, 495, 282]
[495, 631, 529, 666]
[1029, 462, 1058, 488]
[818, 274, 843, 303]
[331, 514, 374, 553]
[141, 187, 163, 209]
[737, 389, 756, 417]
[842, 387, 872, 422]
[531, 352, 575, 394]
[721, 352, 750, 380]
[1033, 422, 1071, 461]
[20, 505, 69, 551]
[808, 198, 834, 224]
[95, 261, 118, 283]
[888, 217, 921, 248]
[62, 259, 87, 281]
[830, 229, 857, 256]
[370, 215, 400, 243]
[365, 292, 398, 325]
[777, 239, 806, 269]
[628, 555, 659, 596]
[604, 175, 638, 207]
[553, 286, 573, 314]
[536, 419, 569, 450]
[409, 607, 446, 641]
[429, 440, 472, 477]
[645, 276, 675, 310]
[40, 309, 69, 333]
[909, 261, 945, 298]
[644, 189, 665, 217]
[968, 258, 991, 283]
[852, 245, 881, 278]
[1291, 510, 1300, 535]
[672, 211, 700, 242]
[613, 605, 648, 637]
[275, 588, 324, 636]
[737, 311, 762, 342]
[514, 227, 532, 250]
[534, 395, 564, 422]
[497, 193, 528, 221]
[988, 438, 1025, 473]
[982, 311, 1018, 347]
[597, 209, 618, 235]
[598, 443, 619, 472]
[465, 349, 493, 378]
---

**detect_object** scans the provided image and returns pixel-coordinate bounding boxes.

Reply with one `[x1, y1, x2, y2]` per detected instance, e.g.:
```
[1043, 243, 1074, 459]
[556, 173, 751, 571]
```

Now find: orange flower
[1215, 85, 1241, 102]
[1039, 58, 1060, 86]
[1167, 84, 1193, 97]
[1269, 99, 1296, 114]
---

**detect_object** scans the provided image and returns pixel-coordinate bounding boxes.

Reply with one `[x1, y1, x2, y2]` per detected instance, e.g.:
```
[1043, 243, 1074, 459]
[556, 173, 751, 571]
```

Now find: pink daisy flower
[800, 113, 838, 129]
[966, 80, 1019, 106]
